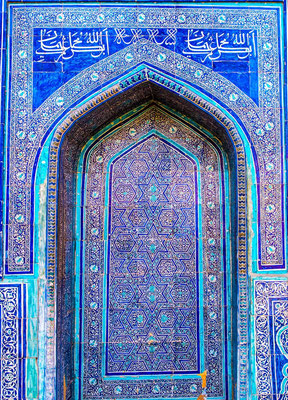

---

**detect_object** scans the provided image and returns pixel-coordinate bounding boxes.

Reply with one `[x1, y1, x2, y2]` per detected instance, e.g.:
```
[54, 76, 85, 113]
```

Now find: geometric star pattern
[108, 135, 199, 374]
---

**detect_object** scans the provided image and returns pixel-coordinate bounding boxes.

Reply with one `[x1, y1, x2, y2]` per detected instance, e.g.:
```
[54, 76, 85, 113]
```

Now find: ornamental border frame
[43, 67, 250, 400]
[254, 279, 288, 400]
[4, 4, 285, 276]
[77, 105, 230, 397]
[0, 283, 26, 400]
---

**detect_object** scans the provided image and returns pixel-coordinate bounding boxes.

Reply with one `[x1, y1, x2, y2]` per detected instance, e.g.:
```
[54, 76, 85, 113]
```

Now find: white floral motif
[255, 281, 288, 399]
[0, 285, 23, 400]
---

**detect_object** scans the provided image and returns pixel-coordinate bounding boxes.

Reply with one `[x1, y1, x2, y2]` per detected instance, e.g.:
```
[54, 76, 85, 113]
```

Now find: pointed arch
[33, 70, 257, 399]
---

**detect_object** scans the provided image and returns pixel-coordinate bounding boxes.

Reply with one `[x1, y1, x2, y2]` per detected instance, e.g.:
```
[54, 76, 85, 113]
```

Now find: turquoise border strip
[278, 4, 287, 272]
[74, 157, 88, 399]
[84, 397, 226, 400]
[223, 154, 232, 400]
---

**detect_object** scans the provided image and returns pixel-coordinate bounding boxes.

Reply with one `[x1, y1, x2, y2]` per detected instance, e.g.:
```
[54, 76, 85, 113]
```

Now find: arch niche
[45, 78, 251, 400]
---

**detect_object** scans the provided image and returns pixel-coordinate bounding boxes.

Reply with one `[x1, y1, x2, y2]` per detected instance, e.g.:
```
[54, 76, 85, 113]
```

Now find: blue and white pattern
[0, 284, 26, 400]
[0, 2, 286, 400]
[255, 280, 288, 400]
[79, 107, 228, 398]
[5, 4, 284, 275]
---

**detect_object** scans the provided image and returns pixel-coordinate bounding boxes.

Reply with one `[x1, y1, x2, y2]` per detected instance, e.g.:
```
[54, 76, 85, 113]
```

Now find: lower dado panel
[0, 284, 26, 400]
[254, 280, 288, 399]
[2, 280, 288, 399]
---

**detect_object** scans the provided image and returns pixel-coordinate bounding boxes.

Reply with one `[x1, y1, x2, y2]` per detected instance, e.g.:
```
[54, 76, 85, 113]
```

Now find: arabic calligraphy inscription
[34, 28, 257, 63]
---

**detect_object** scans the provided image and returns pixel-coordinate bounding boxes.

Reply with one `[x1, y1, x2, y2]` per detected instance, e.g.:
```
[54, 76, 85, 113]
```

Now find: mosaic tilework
[0, 2, 286, 400]
[45, 74, 250, 399]
[81, 107, 228, 398]
[0, 284, 26, 400]
[46, 91, 248, 399]
[32, 26, 258, 106]
[5, 4, 285, 276]
[107, 137, 199, 375]
[255, 281, 288, 400]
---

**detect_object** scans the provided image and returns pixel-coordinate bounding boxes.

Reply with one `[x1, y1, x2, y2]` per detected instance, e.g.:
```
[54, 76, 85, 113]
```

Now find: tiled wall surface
[0, 1, 287, 399]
